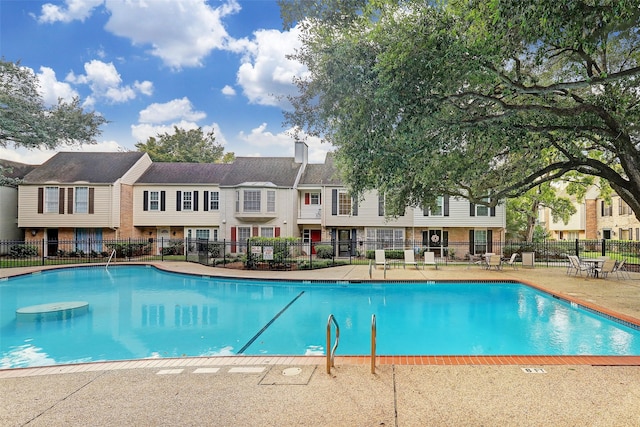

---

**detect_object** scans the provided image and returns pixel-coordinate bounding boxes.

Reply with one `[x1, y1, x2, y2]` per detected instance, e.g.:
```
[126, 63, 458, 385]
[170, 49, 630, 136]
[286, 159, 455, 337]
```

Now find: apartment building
[14, 142, 506, 257]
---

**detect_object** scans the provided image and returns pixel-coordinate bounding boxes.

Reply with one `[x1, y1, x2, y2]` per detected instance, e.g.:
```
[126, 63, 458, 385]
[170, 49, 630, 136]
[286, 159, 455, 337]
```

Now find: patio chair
[612, 259, 630, 280]
[567, 255, 593, 277]
[503, 253, 518, 270]
[486, 254, 502, 270]
[594, 258, 617, 279]
[423, 251, 438, 269]
[375, 250, 388, 270]
[403, 250, 419, 269]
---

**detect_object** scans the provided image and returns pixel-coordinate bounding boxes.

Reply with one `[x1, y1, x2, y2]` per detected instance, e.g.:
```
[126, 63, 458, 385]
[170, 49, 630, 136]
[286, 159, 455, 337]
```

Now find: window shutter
[423, 206, 429, 216]
[252, 226, 259, 236]
[193, 191, 199, 211]
[67, 188, 74, 214]
[601, 201, 604, 216]
[331, 189, 337, 215]
[352, 196, 358, 216]
[160, 191, 166, 211]
[204, 191, 209, 211]
[305, 193, 310, 205]
[231, 227, 237, 252]
[37, 187, 44, 213]
[88, 188, 95, 214]
[378, 193, 384, 216]
[444, 195, 450, 216]
[176, 191, 182, 211]
[59, 189, 65, 214]
[490, 206, 496, 217]
[468, 230, 474, 254]
[275, 227, 281, 237]
[443, 231, 449, 247]
[143, 191, 149, 211]
[469, 202, 475, 217]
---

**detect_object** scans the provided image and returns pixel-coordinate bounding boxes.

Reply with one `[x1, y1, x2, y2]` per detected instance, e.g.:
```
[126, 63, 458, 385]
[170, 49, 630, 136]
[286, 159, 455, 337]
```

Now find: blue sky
[0, 0, 329, 165]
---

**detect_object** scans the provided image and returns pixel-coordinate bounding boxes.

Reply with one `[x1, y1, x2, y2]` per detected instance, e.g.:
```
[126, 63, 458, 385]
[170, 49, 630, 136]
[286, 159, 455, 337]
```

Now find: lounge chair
[403, 250, 419, 269]
[594, 258, 617, 279]
[423, 251, 438, 269]
[375, 250, 388, 269]
[482, 253, 495, 270]
[504, 253, 518, 270]
[486, 254, 502, 270]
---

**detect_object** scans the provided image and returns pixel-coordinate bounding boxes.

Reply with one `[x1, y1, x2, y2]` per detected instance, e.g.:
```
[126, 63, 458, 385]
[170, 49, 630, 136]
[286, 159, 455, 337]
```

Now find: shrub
[10, 244, 38, 258]
[315, 244, 334, 259]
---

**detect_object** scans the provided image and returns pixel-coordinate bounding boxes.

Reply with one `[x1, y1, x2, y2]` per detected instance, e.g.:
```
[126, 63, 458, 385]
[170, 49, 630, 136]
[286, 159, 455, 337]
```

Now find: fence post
[41, 238, 45, 266]
[575, 239, 580, 257]
[601, 238, 606, 257]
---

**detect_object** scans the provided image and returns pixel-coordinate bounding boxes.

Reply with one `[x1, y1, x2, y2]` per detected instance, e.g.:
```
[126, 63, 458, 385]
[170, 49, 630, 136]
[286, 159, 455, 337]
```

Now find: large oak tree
[135, 126, 234, 163]
[280, 0, 640, 219]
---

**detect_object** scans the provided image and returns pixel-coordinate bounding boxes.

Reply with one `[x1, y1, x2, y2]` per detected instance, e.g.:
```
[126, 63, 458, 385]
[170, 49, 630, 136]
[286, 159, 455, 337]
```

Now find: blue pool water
[1, 266, 640, 368]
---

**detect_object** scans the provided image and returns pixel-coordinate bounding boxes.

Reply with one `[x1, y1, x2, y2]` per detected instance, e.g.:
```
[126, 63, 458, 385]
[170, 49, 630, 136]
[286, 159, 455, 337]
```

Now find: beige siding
[0, 186, 21, 240]
[134, 185, 223, 227]
[18, 184, 118, 228]
[120, 154, 152, 185]
[413, 197, 505, 228]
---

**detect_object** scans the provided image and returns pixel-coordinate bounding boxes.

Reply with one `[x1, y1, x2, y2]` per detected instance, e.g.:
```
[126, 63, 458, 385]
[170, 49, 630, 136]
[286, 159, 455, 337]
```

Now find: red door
[310, 230, 322, 254]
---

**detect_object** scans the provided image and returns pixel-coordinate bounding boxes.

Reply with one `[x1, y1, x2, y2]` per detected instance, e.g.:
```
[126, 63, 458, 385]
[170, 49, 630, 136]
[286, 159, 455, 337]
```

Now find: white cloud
[236, 123, 328, 163]
[103, 0, 240, 69]
[0, 141, 125, 165]
[221, 85, 236, 96]
[236, 25, 307, 108]
[138, 97, 206, 124]
[37, 0, 104, 24]
[66, 60, 153, 104]
[130, 120, 226, 147]
[36, 66, 79, 106]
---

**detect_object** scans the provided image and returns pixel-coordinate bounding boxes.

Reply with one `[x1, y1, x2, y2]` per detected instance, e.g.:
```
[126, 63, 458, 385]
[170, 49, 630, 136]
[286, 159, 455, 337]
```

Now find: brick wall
[585, 199, 597, 239]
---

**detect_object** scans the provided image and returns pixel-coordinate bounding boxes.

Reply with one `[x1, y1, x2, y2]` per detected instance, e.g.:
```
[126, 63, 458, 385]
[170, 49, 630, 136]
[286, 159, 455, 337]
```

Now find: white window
[310, 193, 320, 204]
[430, 196, 444, 216]
[476, 198, 489, 216]
[45, 187, 59, 213]
[244, 190, 261, 212]
[366, 228, 404, 249]
[238, 226, 251, 241]
[261, 227, 274, 238]
[474, 230, 488, 253]
[182, 191, 193, 211]
[235, 190, 240, 212]
[209, 191, 219, 210]
[267, 190, 276, 212]
[338, 190, 351, 216]
[75, 187, 89, 214]
[195, 229, 210, 240]
[148, 191, 159, 211]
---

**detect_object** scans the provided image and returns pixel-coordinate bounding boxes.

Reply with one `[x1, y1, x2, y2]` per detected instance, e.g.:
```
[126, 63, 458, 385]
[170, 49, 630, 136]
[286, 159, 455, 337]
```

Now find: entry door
[310, 230, 321, 254]
[338, 229, 351, 256]
[46, 229, 58, 257]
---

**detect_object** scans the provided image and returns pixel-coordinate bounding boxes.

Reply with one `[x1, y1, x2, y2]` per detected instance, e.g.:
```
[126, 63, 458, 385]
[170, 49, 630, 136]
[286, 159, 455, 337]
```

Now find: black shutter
[143, 191, 149, 211]
[469, 202, 475, 216]
[468, 230, 474, 254]
[444, 195, 450, 216]
[487, 230, 493, 252]
[204, 191, 209, 211]
[193, 191, 199, 211]
[331, 189, 337, 215]
[176, 191, 182, 211]
[160, 191, 166, 211]
[352, 195, 358, 216]
[378, 193, 384, 216]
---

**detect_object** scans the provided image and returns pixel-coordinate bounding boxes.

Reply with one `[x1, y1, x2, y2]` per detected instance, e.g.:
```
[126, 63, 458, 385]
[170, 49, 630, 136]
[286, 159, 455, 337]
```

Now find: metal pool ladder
[105, 249, 116, 269]
[371, 314, 377, 374]
[326, 314, 340, 374]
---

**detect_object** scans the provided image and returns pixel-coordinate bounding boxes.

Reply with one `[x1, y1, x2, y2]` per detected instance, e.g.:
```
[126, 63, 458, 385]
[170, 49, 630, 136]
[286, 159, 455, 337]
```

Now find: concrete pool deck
[2, 262, 640, 426]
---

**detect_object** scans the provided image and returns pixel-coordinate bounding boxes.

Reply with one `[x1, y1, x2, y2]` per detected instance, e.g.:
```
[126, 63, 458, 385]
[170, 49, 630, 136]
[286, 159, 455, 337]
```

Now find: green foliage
[106, 242, 151, 257]
[9, 244, 38, 258]
[314, 244, 334, 259]
[0, 59, 107, 150]
[365, 249, 403, 260]
[135, 126, 234, 163]
[283, 0, 640, 221]
[161, 241, 184, 256]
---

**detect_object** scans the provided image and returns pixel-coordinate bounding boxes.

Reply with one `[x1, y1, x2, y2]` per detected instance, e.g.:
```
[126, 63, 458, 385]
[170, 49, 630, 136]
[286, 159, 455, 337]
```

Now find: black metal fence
[2, 237, 639, 272]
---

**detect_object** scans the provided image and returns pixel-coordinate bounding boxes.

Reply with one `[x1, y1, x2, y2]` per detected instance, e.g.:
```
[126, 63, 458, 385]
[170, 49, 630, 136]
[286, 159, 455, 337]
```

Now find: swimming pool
[2, 265, 640, 368]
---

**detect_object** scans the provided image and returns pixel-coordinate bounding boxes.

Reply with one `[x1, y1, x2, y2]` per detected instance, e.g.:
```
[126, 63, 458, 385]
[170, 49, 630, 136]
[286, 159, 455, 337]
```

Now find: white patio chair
[375, 250, 388, 270]
[504, 253, 518, 270]
[403, 250, 419, 269]
[424, 251, 438, 269]
[612, 259, 630, 280]
[594, 258, 617, 279]
[568, 255, 592, 276]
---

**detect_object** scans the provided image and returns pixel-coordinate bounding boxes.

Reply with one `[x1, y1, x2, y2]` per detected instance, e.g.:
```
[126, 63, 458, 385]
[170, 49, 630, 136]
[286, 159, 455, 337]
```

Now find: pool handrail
[371, 314, 376, 374]
[326, 314, 340, 374]
[105, 249, 116, 269]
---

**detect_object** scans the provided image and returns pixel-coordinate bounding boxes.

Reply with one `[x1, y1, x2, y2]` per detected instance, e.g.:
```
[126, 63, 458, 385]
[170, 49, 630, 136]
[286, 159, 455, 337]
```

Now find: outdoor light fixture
[30, 229, 37, 236]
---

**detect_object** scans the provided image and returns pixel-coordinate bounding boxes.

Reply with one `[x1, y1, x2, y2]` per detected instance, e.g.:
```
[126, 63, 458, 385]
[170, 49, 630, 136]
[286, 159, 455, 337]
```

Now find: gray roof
[219, 157, 302, 187]
[299, 152, 341, 185]
[22, 152, 146, 184]
[136, 162, 231, 184]
[0, 159, 37, 179]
